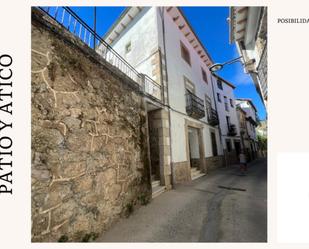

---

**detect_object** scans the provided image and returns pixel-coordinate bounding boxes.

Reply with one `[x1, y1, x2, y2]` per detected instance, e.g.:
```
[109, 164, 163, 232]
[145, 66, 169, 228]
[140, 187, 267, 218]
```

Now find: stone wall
[205, 155, 225, 171]
[148, 109, 172, 188]
[172, 161, 191, 183]
[148, 110, 160, 180]
[31, 9, 151, 242]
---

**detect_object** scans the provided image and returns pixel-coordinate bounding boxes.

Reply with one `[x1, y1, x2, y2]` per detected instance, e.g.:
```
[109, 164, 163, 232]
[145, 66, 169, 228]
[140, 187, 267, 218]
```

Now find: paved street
[97, 158, 267, 242]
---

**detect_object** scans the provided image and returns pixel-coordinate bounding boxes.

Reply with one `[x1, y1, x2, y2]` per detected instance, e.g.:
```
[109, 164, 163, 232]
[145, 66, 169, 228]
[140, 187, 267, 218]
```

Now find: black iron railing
[185, 91, 205, 119]
[227, 124, 237, 136]
[37, 6, 162, 102]
[207, 108, 219, 126]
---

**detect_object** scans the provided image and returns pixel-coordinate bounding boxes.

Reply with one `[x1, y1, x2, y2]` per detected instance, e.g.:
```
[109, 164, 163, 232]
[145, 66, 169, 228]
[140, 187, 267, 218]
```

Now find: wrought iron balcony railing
[36, 7, 162, 102]
[185, 91, 205, 119]
[227, 124, 237, 136]
[207, 108, 219, 126]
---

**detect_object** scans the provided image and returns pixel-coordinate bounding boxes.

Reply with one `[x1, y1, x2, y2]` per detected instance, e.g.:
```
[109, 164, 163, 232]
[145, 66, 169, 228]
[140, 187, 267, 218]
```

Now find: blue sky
[70, 6, 266, 120]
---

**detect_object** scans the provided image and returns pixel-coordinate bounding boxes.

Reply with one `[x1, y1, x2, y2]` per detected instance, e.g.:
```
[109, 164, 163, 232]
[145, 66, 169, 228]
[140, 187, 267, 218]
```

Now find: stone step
[151, 180, 160, 188]
[151, 174, 157, 182]
[152, 185, 165, 199]
[191, 171, 206, 180]
[191, 167, 199, 173]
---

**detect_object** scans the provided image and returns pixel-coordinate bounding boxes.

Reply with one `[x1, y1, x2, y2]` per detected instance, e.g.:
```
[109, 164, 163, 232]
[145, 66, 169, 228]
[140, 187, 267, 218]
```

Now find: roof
[102, 7, 214, 67]
[212, 74, 236, 89]
[229, 7, 249, 43]
[103, 7, 131, 41]
[236, 98, 257, 112]
[236, 105, 247, 114]
[176, 7, 214, 65]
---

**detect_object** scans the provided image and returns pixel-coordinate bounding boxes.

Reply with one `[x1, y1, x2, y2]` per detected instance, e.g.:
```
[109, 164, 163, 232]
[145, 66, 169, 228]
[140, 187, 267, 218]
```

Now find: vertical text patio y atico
[0, 54, 13, 194]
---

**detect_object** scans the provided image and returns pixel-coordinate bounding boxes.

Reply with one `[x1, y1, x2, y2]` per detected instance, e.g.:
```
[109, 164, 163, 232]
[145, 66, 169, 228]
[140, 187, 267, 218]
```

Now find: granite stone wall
[205, 155, 225, 171]
[31, 9, 151, 242]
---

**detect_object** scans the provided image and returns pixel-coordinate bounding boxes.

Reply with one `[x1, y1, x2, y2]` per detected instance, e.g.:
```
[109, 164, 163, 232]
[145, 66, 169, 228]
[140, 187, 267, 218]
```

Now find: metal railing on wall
[37, 6, 163, 102]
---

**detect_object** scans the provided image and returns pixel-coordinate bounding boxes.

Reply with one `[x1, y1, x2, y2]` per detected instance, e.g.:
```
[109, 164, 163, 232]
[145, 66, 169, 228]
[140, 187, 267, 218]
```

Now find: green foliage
[125, 203, 134, 217]
[138, 193, 150, 206]
[58, 235, 69, 242]
[81, 232, 98, 242]
[257, 135, 267, 151]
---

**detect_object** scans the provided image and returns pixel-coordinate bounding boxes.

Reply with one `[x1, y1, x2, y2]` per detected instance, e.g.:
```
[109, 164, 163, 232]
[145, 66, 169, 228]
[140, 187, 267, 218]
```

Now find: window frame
[217, 79, 223, 90]
[180, 41, 191, 66]
[125, 41, 132, 54]
[201, 67, 208, 84]
[217, 93, 221, 102]
[224, 96, 229, 112]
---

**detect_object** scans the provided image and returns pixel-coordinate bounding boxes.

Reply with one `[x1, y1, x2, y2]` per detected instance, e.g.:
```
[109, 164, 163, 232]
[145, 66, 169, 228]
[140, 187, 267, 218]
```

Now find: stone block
[172, 161, 191, 183]
[31, 11, 153, 241]
[32, 213, 49, 236]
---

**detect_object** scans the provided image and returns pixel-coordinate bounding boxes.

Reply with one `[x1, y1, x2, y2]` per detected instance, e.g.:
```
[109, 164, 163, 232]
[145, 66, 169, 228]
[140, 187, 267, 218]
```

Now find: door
[234, 140, 241, 161]
[188, 127, 200, 169]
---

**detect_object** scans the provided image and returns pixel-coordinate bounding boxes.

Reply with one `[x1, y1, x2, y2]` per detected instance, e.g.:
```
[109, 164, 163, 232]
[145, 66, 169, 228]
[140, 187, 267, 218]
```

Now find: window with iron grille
[180, 41, 191, 66]
[230, 99, 234, 108]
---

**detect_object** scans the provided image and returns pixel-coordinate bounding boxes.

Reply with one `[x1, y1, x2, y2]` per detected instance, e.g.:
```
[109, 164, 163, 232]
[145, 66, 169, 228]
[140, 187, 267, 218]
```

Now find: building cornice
[212, 74, 236, 89]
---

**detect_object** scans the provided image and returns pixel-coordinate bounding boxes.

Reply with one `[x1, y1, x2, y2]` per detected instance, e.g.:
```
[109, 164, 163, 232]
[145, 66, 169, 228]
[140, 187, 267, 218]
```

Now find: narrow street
[97, 158, 267, 242]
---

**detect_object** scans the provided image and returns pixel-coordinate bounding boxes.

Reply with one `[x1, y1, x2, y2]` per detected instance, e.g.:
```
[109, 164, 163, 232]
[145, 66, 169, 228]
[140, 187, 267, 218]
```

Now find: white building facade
[212, 74, 242, 165]
[100, 7, 242, 194]
[236, 98, 259, 160]
[229, 7, 267, 108]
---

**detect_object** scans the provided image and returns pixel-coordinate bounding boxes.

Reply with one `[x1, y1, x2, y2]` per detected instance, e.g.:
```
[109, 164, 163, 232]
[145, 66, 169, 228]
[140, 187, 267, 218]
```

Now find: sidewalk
[96, 158, 267, 242]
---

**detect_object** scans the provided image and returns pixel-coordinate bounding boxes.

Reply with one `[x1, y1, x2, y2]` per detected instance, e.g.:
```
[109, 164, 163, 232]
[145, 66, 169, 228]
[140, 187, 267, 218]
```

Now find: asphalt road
[97, 158, 267, 242]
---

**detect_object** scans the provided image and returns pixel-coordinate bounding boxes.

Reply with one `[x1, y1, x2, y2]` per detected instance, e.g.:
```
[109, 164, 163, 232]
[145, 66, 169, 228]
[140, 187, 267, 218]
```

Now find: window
[226, 139, 232, 152]
[224, 96, 229, 111]
[210, 131, 218, 156]
[217, 79, 223, 90]
[201, 68, 208, 84]
[184, 77, 195, 93]
[230, 99, 234, 107]
[217, 93, 221, 102]
[125, 42, 131, 53]
[180, 41, 191, 66]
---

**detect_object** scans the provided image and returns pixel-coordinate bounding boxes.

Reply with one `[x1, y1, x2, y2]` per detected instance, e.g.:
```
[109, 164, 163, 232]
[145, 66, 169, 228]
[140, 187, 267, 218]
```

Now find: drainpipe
[210, 73, 228, 167]
[159, 7, 174, 187]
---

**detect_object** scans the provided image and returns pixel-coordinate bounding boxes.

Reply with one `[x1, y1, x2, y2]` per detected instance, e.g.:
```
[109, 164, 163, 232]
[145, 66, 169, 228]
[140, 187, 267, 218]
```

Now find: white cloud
[230, 46, 253, 85]
[232, 65, 252, 85]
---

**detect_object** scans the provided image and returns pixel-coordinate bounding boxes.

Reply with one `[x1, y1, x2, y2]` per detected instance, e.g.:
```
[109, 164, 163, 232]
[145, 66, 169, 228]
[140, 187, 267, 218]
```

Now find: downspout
[210, 73, 228, 167]
[159, 7, 174, 187]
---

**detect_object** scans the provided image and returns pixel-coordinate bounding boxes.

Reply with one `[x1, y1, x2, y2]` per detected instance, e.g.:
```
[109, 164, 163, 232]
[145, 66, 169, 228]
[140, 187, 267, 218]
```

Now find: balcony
[227, 124, 237, 136]
[186, 91, 205, 119]
[207, 108, 219, 126]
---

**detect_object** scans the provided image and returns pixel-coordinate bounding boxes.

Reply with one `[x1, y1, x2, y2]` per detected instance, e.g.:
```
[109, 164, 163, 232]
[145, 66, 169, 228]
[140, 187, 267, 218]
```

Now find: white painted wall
[160, 9, 222, 161]
[236, 100, 257, 141]
[105, 7, 223, 162]
[106, 7, 159, 80]
[212, 75, 240, 149]
[188, 127, 200, 159]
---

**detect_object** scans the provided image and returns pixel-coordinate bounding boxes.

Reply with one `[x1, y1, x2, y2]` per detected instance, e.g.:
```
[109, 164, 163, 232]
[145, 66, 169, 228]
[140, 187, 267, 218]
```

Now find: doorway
[234, 140, 241, 161]
[188, 127, 200, 169]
